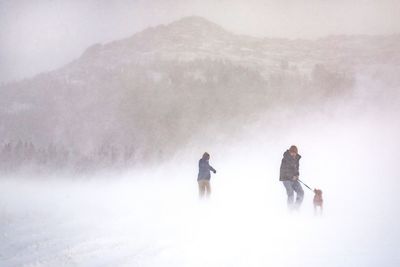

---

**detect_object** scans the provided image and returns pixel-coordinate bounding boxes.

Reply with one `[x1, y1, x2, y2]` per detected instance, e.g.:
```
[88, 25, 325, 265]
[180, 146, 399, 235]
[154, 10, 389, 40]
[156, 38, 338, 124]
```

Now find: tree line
[0, 141, 136, 173]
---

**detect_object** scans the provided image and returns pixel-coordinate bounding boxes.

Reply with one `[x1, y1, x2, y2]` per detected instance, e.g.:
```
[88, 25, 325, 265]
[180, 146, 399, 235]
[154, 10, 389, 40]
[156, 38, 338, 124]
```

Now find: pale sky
[1, 0, 399, 84]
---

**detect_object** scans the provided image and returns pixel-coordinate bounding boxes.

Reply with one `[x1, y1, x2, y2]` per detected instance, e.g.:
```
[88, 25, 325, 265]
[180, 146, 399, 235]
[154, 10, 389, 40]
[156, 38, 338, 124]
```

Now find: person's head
[289, 145, 298, 157]
[202, 152, 210, 160]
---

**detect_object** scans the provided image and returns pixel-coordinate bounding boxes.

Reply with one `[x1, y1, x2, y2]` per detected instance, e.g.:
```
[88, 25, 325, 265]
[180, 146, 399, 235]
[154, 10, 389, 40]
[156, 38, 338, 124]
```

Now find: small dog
[313, 189, 323, 215]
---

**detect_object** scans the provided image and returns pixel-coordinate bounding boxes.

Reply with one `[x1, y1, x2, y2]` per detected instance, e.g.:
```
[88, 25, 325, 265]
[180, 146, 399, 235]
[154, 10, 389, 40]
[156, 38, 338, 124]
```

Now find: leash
[298, 179, 313, 191]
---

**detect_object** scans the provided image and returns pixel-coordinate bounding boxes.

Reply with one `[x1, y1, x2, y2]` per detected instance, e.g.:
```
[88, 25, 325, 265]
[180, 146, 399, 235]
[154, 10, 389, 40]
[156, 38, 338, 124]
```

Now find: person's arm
[209, 163, 216, 174]
[293, 160, 300, 180]
[280, 158, 291, 180]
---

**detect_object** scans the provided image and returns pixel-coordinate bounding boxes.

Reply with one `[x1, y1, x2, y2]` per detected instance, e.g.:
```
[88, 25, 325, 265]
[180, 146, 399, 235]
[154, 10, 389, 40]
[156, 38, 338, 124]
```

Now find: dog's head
[314, 189, 323, 196]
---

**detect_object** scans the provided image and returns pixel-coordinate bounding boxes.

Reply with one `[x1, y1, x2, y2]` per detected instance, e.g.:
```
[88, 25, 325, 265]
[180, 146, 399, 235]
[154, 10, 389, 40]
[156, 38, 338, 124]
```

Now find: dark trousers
[282, 180, 304, 209]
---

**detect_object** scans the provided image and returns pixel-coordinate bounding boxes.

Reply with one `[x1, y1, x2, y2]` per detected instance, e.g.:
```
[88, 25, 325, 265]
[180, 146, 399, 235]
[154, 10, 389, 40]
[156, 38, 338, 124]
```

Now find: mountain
[1, 16, 399, 171]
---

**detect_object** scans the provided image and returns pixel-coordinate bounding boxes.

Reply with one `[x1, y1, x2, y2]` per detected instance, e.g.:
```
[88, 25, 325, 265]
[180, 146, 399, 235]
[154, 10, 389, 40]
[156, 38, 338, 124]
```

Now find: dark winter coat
[197, 158, 216, 181]
[279, 150, 301, 181]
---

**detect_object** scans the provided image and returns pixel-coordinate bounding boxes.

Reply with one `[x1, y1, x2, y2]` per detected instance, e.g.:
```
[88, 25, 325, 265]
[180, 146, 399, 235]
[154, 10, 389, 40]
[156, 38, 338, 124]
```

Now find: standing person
[279, 145, 304, 210]
[197, 152, 216, 198]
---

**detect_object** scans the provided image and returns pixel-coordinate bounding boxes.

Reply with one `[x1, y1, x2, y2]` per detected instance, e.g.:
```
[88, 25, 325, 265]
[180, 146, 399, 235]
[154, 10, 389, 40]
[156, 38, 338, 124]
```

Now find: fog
[1, 82, 399, 266]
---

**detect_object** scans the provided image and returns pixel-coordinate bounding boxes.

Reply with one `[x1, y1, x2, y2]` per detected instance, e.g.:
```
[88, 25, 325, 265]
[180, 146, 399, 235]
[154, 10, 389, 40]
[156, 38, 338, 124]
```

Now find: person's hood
[283, 150, 301, 160]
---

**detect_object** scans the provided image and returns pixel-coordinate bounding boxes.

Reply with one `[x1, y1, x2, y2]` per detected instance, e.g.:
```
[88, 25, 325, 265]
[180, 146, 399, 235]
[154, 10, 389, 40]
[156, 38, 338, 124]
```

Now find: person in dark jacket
[279, 145, 304, 210]
[197, 152, 216, 198]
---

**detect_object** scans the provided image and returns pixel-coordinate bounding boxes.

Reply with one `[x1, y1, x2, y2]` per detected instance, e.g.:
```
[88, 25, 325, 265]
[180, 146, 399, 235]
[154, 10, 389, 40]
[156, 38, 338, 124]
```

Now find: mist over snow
[1, 16, 400, 267]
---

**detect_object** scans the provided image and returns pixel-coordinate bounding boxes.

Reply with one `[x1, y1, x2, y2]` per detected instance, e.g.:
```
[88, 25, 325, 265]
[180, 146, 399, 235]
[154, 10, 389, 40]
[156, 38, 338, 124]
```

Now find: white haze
[1, 80, 399, 266]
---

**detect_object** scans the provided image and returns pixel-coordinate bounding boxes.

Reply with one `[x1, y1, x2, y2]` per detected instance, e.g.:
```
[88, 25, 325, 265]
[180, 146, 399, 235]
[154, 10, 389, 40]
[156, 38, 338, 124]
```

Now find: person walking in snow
[197, 152, 216, 198]
[279, 145, 304, 210]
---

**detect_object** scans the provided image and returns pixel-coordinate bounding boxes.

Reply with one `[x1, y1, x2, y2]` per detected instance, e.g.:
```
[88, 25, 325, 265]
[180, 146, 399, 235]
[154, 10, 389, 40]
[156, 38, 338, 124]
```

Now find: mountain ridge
[0, 16, 399, 171]
[1, 16, 399, 88]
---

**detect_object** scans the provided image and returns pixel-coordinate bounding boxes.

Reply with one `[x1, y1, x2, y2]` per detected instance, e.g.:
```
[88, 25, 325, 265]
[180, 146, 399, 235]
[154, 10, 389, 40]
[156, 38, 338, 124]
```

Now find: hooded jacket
[197, 158, 216, 181]
[279, 150, 301, 181]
